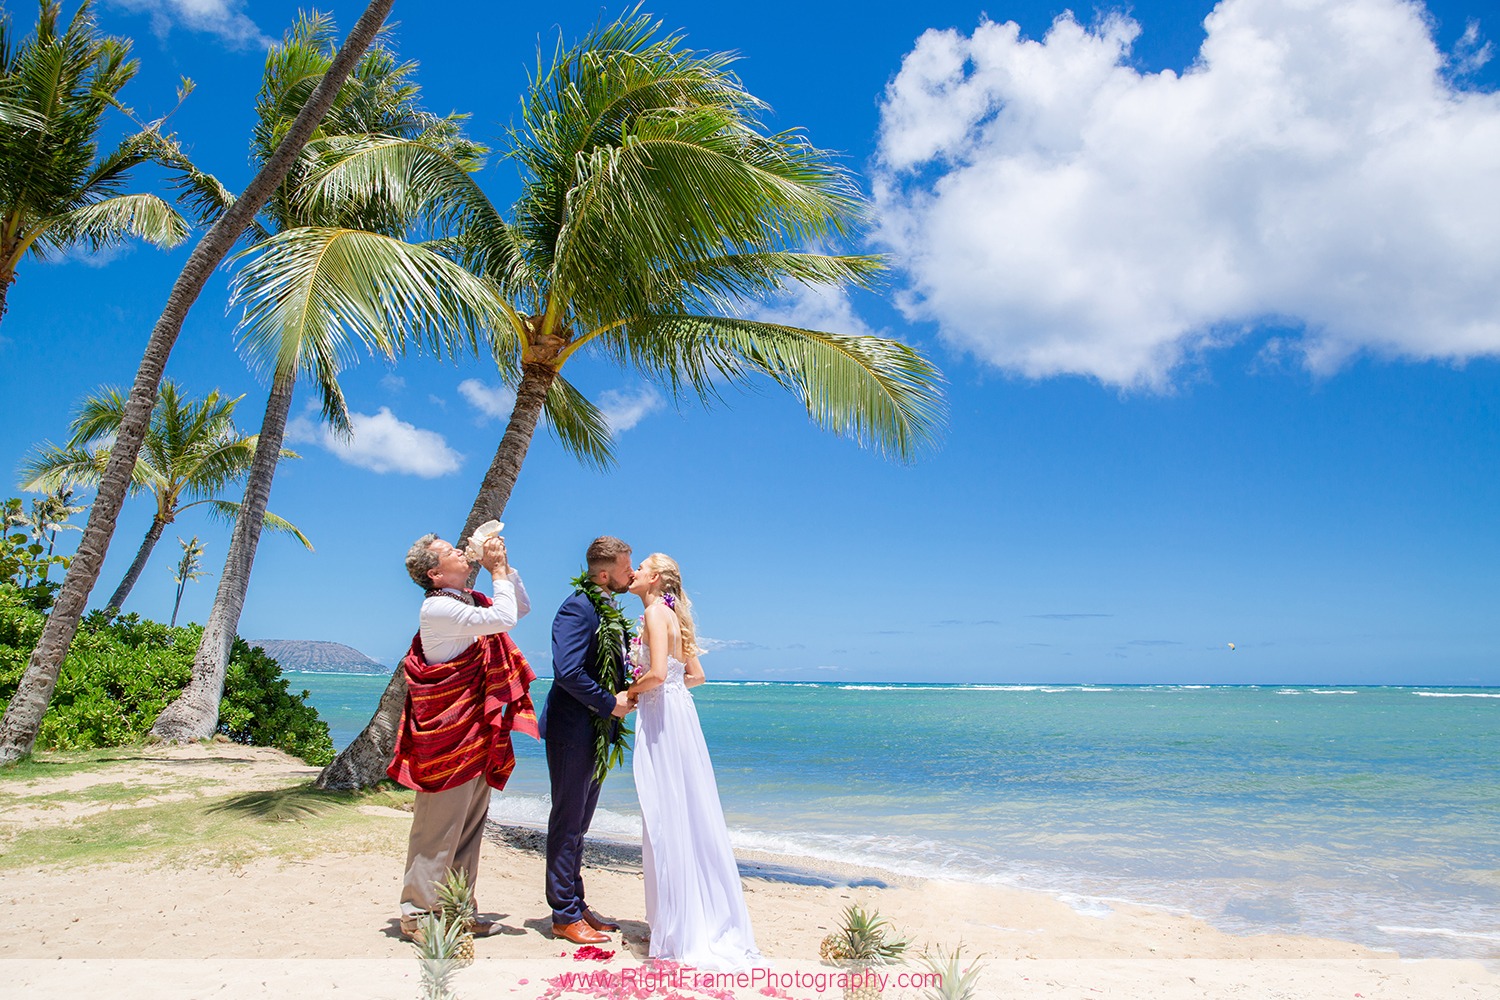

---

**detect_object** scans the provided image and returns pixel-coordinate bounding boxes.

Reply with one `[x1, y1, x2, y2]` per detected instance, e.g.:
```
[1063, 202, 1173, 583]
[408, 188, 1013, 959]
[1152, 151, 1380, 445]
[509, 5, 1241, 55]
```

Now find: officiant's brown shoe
[552, 919, 608, 945]
[582, 908, 620, 932]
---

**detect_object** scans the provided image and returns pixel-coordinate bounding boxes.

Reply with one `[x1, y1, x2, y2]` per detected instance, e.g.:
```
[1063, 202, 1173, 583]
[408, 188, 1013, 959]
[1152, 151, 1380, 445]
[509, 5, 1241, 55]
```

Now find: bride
[626, 553, 761, 971]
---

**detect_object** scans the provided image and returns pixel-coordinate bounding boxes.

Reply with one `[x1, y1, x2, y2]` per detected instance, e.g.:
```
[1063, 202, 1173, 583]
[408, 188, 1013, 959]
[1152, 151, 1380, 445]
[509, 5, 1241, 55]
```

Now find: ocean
[287, 673, 1500, 960]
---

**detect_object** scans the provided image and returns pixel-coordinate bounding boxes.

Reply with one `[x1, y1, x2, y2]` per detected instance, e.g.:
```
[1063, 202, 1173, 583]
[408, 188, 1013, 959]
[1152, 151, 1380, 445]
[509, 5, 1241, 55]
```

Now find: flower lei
[569, 571, 635, 784]
[626, 592, 676, 685]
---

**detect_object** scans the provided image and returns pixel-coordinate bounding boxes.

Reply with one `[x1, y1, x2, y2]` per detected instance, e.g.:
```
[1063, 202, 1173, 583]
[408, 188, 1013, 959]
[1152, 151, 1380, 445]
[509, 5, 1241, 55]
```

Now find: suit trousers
[545, 737, 603, 924]
[400, 773, 492, 916]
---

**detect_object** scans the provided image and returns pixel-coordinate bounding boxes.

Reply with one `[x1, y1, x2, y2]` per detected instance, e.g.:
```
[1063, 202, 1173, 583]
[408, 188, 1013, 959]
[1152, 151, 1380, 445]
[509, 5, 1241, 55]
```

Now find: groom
[542, 535, 635, 945]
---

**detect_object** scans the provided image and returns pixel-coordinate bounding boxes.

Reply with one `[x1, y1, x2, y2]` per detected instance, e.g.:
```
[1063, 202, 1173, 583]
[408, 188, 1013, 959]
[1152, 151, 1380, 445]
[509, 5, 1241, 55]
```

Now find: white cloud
[597, 386, 664, 434]
[696, 637, 764, 654]
[1453, 20, 1494, 77]
[108, 0, 272, 50]
[61, 244, 134, 269]
[379, 373, 406, 394]
[457, 379, 516, 422]
[874, 0, 1500, 388]
[285, 407, 461, 478]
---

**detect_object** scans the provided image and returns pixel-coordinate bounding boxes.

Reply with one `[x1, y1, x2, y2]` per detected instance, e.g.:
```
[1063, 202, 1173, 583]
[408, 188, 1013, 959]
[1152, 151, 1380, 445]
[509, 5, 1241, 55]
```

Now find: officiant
[390, 531, 538, 942]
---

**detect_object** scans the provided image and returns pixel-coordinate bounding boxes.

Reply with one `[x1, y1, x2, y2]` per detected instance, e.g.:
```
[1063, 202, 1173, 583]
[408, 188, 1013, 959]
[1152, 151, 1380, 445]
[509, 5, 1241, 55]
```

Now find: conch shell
[464, 519, 505, 562]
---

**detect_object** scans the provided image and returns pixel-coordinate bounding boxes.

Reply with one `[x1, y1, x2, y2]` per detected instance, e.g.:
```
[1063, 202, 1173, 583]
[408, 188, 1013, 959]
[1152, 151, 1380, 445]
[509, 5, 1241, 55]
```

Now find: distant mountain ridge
[250, 639, 391, 674]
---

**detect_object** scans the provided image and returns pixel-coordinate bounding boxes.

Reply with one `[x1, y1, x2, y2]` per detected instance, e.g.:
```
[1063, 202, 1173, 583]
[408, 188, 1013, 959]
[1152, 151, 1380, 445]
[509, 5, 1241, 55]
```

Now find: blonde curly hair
[643, 553, 698, 657]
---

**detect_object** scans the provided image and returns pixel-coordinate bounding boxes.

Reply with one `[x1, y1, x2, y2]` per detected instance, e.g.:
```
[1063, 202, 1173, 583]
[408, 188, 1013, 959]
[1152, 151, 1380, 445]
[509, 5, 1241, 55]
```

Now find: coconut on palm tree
[20, 381, 310, 616]
[0, 0, 395, 766]
[0, 0, 188, 323]
[312, 12, 946, 789]
[149, 13, 505, 745]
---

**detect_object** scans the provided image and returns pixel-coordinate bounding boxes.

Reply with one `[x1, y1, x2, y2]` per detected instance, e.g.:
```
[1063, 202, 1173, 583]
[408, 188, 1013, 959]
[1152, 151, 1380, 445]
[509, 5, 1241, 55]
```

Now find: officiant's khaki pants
[400, 774, 491, 915]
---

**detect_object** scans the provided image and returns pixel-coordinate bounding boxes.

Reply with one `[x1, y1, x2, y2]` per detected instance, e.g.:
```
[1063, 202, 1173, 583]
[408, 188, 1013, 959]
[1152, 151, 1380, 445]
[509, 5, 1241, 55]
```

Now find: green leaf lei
[569, 570, 636, 784]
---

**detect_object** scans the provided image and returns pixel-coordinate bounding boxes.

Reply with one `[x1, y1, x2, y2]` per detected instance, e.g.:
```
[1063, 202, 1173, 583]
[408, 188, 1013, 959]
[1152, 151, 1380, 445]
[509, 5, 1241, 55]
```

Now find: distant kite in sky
[1227, 642, 1236, 651]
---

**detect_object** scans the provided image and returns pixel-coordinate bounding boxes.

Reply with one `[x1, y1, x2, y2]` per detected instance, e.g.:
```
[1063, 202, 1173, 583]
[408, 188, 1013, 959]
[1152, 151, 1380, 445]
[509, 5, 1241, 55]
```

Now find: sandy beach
[1, 742, 1496, 999]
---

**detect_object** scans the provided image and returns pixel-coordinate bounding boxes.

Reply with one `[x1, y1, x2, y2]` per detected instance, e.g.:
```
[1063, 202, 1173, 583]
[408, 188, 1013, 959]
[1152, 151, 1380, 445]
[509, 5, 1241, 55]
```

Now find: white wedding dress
[632, 644, 761, 971]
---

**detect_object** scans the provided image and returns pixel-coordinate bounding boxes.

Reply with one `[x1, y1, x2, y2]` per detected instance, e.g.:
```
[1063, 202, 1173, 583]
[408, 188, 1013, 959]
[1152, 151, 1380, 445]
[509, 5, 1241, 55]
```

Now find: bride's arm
[626, 604, 672, 696]
[683, 653, 705, 688]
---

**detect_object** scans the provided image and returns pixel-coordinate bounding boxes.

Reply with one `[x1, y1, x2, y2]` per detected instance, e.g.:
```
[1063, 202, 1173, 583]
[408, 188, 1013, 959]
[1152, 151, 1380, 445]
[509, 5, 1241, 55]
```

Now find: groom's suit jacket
[540, 590, 621, 745]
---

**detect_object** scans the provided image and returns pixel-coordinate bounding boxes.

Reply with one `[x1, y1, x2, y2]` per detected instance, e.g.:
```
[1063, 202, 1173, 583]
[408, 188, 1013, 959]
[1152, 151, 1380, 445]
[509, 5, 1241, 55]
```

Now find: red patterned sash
[387, 596, 539, 792]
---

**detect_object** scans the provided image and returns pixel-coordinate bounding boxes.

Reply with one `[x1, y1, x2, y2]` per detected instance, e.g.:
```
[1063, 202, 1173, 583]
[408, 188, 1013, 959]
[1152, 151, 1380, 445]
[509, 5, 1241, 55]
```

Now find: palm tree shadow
[206, 784, 337, 823]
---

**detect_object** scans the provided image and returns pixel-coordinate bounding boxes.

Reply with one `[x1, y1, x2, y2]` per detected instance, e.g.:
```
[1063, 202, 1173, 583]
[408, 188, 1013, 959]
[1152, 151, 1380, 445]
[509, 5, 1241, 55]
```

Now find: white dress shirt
[419, 569, 530, 663]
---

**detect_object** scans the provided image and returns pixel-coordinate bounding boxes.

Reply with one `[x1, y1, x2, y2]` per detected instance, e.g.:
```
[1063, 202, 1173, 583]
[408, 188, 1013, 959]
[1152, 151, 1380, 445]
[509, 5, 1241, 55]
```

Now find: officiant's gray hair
[405, 533, 441, 588]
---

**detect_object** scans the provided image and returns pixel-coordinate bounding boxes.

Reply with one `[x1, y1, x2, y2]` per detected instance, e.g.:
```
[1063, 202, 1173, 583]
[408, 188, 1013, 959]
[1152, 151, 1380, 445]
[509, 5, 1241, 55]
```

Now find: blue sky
[2, 0, 1497, 685]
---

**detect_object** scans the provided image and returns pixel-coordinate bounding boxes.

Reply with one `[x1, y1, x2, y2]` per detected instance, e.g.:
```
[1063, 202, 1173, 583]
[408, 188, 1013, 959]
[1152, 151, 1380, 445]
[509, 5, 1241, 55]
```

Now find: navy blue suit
[542, 590, 622, 925]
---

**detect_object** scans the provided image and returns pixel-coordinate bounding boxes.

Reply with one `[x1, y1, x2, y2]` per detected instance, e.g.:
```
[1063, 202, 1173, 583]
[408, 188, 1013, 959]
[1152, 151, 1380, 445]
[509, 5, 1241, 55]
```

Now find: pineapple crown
[837, 903, 908, 964]
[435, 867, 477, 922]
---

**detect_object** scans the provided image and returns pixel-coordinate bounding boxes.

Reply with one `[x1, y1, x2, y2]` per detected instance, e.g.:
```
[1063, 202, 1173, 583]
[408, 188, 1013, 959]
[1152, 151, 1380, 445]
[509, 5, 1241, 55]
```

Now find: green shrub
[219, 637, 333, 765]
[0, 585, 332, 765]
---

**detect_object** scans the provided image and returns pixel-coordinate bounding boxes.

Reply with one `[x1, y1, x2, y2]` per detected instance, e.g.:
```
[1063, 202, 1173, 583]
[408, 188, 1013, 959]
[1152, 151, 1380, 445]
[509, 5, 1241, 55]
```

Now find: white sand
[1, 743, 1495, 998]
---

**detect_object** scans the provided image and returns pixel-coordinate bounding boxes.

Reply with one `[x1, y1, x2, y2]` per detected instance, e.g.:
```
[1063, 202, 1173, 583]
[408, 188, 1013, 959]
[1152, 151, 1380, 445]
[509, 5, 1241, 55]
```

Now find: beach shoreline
[2, 742, 1498, 997]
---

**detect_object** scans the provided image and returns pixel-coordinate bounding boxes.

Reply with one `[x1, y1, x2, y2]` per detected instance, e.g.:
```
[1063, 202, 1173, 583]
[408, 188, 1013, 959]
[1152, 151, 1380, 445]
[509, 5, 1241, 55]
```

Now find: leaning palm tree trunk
[103, 515, 169, 615]
[315, 362, 556, 789]
[151, 373, 294, 741]
[459, 363, 557, 544]
[0, 0, 397, 765]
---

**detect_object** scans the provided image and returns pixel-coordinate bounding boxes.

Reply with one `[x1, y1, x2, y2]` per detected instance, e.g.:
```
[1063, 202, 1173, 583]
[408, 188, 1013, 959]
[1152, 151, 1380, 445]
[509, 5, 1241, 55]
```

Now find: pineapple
[434, 868, 477, 968]
[831, 904, 907, 1000]
[819, 932, 850, 964]
[920, 945, 986, 1000]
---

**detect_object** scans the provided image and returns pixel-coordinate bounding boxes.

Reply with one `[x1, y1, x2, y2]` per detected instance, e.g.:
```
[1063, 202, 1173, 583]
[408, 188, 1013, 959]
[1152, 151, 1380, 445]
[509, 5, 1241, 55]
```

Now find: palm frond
[0, 96, 43, 130]
[543, 373, 616, 470]
[658, 251, 887, 316]
[296, 134, 488, 233]
[17, 441, 129, 492]
[146, 130, 244, 232]
[42, 192, 188, 252]
[227, 226, 511, 381]
[204, 500, 313, 550]
[613, 315, 946, 461]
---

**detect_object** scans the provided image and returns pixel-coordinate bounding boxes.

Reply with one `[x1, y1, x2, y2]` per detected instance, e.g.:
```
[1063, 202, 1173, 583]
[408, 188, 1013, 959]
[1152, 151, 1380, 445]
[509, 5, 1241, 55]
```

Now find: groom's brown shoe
[582, 908, 620, 932]
[552, 919, 608, 945]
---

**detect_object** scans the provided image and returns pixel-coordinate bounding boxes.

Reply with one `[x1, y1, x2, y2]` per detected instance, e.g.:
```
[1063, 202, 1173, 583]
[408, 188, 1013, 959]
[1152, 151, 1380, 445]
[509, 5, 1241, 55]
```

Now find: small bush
[0, 585, 332, 764]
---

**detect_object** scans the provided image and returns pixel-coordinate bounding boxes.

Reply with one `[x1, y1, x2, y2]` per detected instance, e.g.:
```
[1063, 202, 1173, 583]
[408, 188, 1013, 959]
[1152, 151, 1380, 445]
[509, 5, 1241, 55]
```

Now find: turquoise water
[288, 673, 1500, 959]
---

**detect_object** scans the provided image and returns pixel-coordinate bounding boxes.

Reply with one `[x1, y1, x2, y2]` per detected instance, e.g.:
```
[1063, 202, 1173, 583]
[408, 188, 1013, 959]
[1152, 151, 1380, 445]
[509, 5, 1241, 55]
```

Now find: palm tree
[169, 535, 206, 627]
[311, 13, 946, 789]
[19, 381, 311, 615]
[148, 13, 503, 744]
[0, 0, 396, 766]
[0, 0, 189, 324]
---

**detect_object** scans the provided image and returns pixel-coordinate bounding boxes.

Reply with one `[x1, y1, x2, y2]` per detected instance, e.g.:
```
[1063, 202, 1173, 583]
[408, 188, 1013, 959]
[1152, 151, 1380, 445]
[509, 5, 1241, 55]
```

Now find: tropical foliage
[0, 583, 332, 763]
[1, 490, 83, 609]
[19, 381, 310, 616]
[0, 0, 188, 323]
